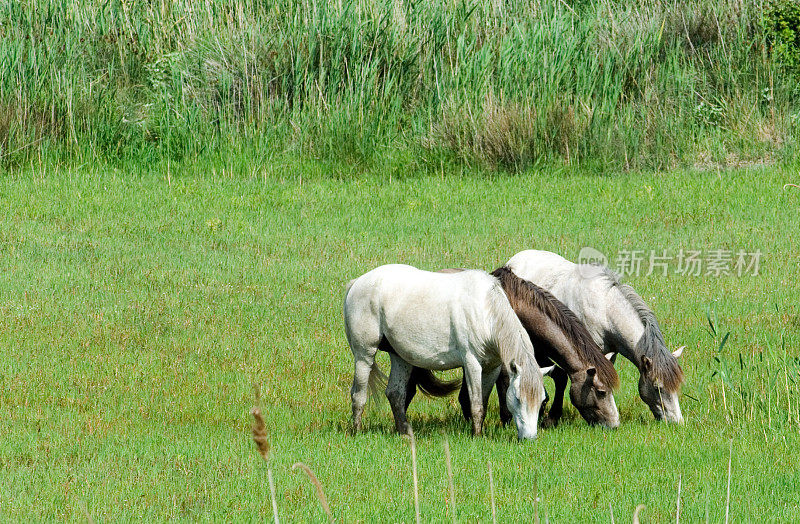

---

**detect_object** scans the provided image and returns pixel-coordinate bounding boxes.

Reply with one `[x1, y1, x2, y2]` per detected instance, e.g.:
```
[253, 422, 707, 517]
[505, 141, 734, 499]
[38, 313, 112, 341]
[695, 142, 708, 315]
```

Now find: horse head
[638, 346, 685, 424]
[568, 366, 620, 428]
[505, 360, 554, 440]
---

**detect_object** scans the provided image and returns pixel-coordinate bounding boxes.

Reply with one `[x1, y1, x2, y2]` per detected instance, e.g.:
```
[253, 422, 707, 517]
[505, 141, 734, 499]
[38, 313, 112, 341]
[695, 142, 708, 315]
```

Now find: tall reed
[0, 0, 795, 171]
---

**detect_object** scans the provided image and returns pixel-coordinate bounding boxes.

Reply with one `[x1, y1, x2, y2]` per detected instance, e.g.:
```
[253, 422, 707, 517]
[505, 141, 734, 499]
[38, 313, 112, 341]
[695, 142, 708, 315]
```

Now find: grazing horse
[458, 267, 621, 428]
[435, 268, 620, 428]
[506, 250, 685, 423]
[343, 264, 553, 439]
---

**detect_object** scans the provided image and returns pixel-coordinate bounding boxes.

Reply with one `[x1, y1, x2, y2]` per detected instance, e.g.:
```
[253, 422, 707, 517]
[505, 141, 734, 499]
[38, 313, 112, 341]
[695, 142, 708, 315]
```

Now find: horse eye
[596, 389, 607, 398]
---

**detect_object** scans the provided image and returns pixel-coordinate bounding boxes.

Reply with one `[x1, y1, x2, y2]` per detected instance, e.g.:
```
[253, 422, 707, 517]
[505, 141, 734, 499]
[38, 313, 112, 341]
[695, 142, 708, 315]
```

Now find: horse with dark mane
[408, 266, 621, 428]
[506, 250, 685, 423]
[479, 267, 620, 428]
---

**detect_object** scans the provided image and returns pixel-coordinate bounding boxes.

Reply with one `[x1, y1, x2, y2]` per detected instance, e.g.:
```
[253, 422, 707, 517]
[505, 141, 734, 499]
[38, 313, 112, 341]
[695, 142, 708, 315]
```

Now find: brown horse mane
[591, 266, 684, 392]
[491, 266, 619, 390]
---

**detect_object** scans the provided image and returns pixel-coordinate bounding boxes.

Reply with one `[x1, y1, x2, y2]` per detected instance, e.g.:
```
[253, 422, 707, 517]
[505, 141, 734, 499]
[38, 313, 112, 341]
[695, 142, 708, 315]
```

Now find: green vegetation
[2, 0, 799, 171]
[1, 162, 798, 521]
[765, 0, 800, 74]
[2, 0, 798, 519]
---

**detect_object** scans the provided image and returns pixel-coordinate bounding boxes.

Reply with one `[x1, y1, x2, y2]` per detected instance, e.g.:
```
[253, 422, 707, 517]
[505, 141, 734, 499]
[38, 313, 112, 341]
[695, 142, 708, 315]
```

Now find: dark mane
[580, 265, 683, 391]
[618, 284, 684, 392]
[491, 267, 619, 390]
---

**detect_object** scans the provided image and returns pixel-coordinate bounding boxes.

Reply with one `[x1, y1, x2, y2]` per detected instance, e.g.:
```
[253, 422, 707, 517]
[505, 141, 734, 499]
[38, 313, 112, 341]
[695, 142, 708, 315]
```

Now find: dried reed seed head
[292, 462, 333, 522]
[250, 406, 270, 461]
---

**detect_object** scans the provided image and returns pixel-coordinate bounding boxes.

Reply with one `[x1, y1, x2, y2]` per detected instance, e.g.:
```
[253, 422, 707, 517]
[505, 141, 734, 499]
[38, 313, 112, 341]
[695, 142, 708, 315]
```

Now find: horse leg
[377, 338, 418, 411]
[457, 365, 494, 423]
[462, 356, 485, 436]
[495, 367, 512, 426]
[482, 365, 502, 416]
[458, 372, 471, 421]
[351, 354, 376, 432]
[543, 366, 568, 429]
[404, 370, 418, 411]
[385, 354, 414, 435]
[345, 308, 381, 433]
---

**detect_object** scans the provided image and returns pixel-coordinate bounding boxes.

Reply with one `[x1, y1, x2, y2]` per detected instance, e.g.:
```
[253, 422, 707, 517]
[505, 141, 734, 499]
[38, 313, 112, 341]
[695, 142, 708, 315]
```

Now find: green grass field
[1, 162, 798, 521]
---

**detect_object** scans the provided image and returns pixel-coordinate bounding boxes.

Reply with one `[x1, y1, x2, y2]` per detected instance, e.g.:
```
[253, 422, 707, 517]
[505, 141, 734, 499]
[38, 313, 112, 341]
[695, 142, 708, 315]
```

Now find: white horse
[343, 264, 553, 440]
[506, 250, 685, 423]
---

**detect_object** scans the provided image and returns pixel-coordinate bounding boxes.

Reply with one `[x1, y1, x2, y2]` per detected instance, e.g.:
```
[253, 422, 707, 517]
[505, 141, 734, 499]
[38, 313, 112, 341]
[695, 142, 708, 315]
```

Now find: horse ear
[604, 352, 615, 361]
[509, 360, 519, 375]
[540, 364, 555, 376]
[642, 356, 653, 373]
[673, 345, 686, 358]
[586, 367, 597, 377]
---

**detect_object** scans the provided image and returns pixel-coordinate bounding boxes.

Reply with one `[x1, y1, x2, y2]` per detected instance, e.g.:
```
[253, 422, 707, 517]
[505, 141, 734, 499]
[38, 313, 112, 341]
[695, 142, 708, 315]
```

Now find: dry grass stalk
[268, 467, 280, 524]
[406, 429, 421, 524]
[725, 439, 732, 524]
[488, 461, 497, 524]
[676, 473, 682, 523]
[251, 384, 270, 461]
[632, 504, 645, 524]
[78, 500, 95, 524]
[784, 183, 799, 190]
[609, 502, 615, 524]
[443, 437, 456, 523]
[292, 462, 333, 523]
[251, 386, 279, 524]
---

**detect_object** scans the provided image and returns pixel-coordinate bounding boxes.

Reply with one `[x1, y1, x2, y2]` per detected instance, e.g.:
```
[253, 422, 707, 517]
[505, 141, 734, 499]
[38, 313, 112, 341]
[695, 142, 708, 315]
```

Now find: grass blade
[407, 429, 421, 524]
[632, 504, 645, 524]
[268, 467, 280, 524]
[489, 460, 497, 524]
[251, 390, 278, 524]
[725, 439, 733, 524]
[443, 437, 456, 523]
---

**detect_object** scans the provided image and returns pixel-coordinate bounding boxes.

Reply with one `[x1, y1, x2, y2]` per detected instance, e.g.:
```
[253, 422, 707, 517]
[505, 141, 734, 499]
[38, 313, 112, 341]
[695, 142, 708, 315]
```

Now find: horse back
[344, 264, 499, 364]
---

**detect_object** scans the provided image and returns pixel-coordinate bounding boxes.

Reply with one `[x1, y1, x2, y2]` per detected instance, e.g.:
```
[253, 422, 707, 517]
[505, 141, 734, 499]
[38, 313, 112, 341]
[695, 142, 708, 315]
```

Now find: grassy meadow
[1, 161, 799, 521]
[3, 0, 800, 520]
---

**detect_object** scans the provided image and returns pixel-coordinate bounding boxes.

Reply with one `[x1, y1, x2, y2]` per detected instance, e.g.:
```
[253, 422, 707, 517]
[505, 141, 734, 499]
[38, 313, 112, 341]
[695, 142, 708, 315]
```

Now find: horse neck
[487, 289, 536, 370]
[604, 287, 646, 366]
[516, 307, 584, 376]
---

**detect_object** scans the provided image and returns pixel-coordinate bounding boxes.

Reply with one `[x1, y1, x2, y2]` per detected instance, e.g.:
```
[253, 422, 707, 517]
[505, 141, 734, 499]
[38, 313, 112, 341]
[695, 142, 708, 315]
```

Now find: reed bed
[1, 0, 797, 171]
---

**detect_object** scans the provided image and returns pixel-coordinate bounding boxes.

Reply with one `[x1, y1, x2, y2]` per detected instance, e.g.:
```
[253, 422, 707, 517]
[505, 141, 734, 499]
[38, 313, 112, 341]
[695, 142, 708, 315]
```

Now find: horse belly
[382, 326, 464, 370]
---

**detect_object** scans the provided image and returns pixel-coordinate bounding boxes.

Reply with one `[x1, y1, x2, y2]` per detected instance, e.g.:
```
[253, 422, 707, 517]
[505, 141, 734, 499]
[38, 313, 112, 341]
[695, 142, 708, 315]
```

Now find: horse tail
[411, 367, 460, 397]
[367, 362, 388, 401]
